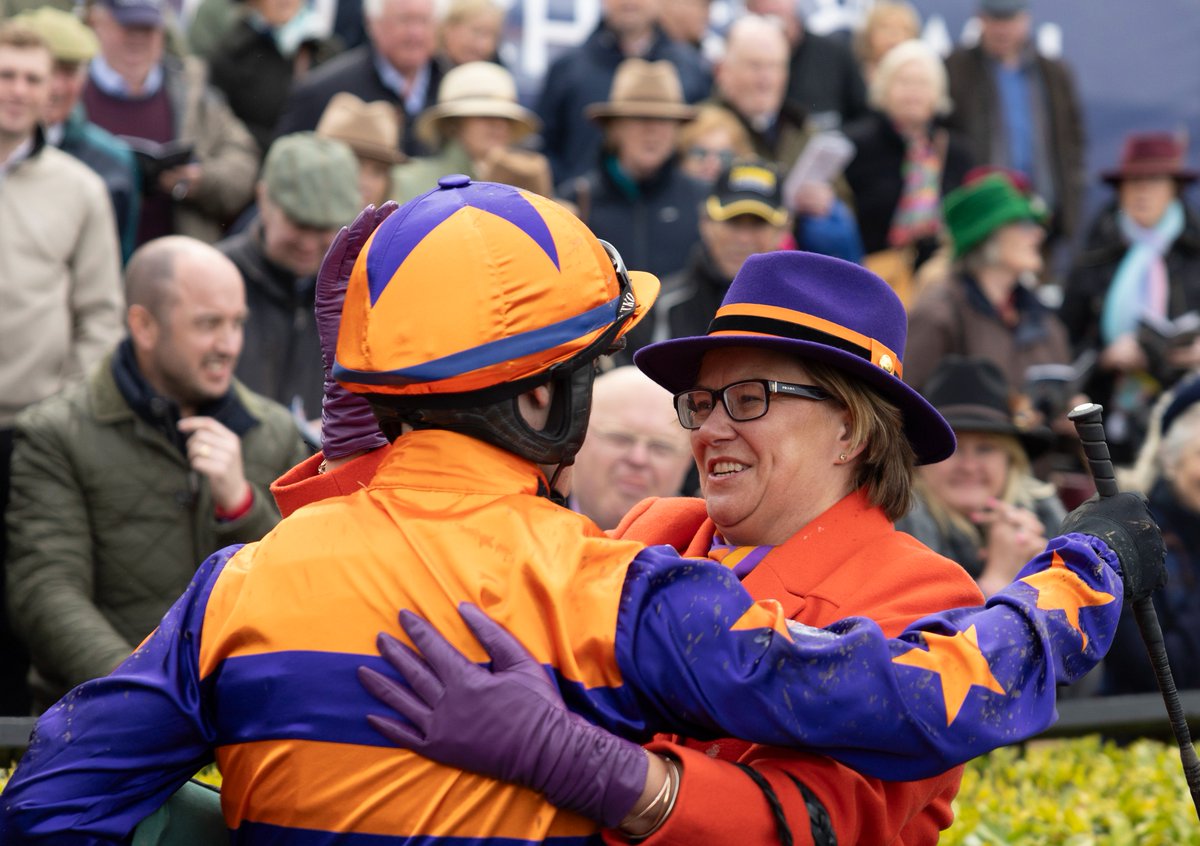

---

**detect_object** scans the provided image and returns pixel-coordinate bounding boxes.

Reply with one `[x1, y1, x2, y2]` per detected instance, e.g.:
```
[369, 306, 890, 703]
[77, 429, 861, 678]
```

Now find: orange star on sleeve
[892, 625, 1006, 726]
[729, 598, 793, 640]
[1019, 550, 1117, 650]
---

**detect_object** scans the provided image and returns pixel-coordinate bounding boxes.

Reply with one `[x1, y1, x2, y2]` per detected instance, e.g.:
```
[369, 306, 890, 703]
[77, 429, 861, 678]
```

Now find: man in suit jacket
[944, 0, 1086, 252]
[274, 0, 442, 157]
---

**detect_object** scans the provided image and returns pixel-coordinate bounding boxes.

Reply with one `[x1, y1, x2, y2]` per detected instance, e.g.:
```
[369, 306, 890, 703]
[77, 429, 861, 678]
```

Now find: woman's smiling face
[690, 347, 856, 546]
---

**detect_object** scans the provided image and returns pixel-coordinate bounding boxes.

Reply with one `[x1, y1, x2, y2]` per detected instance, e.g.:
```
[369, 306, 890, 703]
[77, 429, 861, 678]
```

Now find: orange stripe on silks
[729, 598, 793, 640]
[199, 480, 633, 689]
[715, 547, 754, 569]
[711, 302, 903, 378]
[218, 739, 596, 838]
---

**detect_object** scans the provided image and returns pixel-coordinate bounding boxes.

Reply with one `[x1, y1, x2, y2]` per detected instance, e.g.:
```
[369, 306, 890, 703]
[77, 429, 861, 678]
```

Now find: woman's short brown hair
[676, 103, 754, 160]
[806, 360, 916, 521]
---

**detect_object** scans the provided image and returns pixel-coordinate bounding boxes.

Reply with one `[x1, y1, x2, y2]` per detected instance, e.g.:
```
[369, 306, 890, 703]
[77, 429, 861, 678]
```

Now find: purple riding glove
[357, 603, 649, 828]
[316, 202, 398, 460]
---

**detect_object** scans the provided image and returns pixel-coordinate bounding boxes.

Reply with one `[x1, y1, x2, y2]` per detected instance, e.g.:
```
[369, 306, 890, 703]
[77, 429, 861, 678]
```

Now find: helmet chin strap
[544, 459, 572, 507]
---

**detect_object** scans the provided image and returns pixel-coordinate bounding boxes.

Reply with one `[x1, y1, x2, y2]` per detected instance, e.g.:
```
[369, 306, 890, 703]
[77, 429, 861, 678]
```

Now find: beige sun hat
[585, 58, 698, 123]
[316, 92, 406, 165]
[414, 61, 540, 149]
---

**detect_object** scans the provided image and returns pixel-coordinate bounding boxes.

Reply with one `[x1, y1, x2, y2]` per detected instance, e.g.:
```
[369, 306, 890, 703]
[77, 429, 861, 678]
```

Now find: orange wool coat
[605, 492, 984, 846]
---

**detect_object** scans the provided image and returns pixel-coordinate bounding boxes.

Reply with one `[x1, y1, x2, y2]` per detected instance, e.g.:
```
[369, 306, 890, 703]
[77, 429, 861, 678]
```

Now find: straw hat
[585, 59, 698, 123]
[476, 147, 554, 199]
[414, 61, 540, 149]
[316, 92, 405, 165]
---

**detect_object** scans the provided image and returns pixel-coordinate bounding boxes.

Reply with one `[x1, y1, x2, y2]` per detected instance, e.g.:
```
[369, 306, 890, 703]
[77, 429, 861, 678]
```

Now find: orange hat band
[708, 302, 903, 378]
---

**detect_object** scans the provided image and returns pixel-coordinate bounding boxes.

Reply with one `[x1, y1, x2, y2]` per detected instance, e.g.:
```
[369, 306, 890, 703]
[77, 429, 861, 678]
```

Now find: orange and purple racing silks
[0, 437, 1122, 845]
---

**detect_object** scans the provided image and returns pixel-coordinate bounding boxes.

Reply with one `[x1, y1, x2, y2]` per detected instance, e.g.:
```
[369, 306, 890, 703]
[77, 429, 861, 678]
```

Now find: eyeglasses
[673, 379, 831, 429]
[685, 146, 736, 167]
[590, 429, 689, 460]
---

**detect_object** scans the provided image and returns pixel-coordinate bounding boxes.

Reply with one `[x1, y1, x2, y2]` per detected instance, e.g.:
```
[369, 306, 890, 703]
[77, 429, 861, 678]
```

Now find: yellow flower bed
[3, 737, 1198, 842]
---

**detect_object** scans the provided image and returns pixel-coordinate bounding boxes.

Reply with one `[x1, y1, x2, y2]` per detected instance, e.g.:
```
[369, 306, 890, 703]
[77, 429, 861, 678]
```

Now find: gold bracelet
[622, 755, 681, 841]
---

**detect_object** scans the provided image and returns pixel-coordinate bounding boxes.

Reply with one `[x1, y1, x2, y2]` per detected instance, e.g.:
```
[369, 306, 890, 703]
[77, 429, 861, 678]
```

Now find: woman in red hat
[1062, 131, 1200, 464]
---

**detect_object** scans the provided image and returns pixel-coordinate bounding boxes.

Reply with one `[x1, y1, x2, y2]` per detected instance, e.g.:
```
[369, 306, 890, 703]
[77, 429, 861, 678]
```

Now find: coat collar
[674, 488, 892, 618]
[92, 341, 262, 449]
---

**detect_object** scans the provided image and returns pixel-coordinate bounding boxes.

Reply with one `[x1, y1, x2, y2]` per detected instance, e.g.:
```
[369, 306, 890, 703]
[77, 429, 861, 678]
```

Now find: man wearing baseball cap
[624, 158, 790, 358]
[217, 131, 362, 424]
[81, 0, 258, 245]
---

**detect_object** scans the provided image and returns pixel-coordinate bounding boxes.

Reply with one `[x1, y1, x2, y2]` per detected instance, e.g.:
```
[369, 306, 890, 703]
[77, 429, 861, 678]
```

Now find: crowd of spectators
[1, 0, 1199, 731]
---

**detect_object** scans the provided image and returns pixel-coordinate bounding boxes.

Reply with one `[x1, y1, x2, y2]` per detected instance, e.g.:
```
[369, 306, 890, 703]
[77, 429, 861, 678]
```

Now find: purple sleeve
[612, 534, 1122, 780]
[0, 546, 239, 845]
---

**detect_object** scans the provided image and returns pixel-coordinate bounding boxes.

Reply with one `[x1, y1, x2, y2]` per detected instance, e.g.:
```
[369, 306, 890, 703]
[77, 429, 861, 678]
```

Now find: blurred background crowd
[1, 0, 1198, 725]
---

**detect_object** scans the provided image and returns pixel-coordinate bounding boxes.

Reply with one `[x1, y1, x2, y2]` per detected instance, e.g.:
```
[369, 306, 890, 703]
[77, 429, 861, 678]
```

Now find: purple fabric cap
[634, 250, 957, 465]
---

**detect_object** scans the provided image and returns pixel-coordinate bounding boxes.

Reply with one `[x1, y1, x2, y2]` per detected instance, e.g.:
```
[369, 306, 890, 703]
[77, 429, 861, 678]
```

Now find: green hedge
[3, 737, 1198, 842]
[943, 736, 1199, 845]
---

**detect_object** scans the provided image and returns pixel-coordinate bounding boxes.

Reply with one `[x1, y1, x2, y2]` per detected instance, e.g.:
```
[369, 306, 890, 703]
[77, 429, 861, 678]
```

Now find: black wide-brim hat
[634, 251, 956, 465]
[922, 355, 1054, 459]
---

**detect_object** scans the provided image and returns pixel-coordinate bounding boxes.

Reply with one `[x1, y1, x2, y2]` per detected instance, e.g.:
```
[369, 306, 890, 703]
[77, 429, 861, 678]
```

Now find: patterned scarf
[1100, 200, 1184, 344]
[707, 534, 773, 580]
[887, 132, 943, 247]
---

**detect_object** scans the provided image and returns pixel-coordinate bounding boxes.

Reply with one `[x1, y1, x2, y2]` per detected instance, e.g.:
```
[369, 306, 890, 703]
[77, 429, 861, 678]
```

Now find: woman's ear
[835, 413, 866, 463]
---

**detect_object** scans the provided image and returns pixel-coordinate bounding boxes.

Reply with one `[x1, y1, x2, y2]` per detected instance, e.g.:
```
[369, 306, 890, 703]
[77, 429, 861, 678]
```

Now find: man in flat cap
[217, 132, 363, 427]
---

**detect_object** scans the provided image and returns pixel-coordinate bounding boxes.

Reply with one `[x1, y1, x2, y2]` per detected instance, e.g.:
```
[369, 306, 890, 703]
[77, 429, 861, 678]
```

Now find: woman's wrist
[618, 752, 680, 841]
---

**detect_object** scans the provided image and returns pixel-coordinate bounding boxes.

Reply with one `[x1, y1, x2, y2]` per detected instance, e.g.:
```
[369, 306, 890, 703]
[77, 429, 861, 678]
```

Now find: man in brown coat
[944, 0, 1086, 253]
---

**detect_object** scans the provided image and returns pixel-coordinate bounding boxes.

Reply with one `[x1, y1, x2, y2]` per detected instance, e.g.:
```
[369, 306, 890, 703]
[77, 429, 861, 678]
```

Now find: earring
[838, 453, 848, 462]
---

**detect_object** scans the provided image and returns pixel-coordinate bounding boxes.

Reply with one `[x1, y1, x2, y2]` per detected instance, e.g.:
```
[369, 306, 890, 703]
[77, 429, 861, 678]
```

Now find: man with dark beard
[5, 236, 309, 711]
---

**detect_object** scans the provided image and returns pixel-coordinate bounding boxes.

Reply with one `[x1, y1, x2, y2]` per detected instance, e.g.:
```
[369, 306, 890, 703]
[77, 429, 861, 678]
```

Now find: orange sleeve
[604, 741, 960, 846]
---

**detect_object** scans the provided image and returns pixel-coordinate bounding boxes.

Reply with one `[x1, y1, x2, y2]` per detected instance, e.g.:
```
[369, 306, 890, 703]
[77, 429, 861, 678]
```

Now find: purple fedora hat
[634, 251, 956, 464]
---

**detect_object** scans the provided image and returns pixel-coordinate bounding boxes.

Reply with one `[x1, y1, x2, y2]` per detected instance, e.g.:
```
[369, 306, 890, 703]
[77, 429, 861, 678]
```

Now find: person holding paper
[81, 0, 258, 245]
[711, 16, 860, 262]
[1061, 131, 1200, 464]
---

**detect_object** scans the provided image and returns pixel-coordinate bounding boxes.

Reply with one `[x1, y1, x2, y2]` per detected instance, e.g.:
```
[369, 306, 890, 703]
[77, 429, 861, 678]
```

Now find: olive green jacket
[5, 351, 309, 705]
[390, 141, 474, 203]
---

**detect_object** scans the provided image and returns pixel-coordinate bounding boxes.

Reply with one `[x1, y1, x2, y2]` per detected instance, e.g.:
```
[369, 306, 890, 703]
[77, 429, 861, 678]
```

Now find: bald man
[6, 236, 309, 710]
[569, 366, 693, 530]
[714, 16, 846, 221]
[744, 0, 866, 128]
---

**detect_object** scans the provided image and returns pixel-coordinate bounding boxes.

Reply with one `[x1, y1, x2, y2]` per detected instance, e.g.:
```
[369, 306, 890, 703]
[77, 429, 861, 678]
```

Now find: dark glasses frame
[672, 379, 831, 429]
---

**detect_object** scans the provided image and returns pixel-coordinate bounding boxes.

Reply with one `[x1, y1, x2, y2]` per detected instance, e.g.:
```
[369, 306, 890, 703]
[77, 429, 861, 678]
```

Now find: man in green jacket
[5, 236, 310, 711]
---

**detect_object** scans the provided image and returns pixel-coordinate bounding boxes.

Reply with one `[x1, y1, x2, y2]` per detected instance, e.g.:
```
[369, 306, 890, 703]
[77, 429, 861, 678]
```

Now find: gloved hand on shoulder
[357, 602, 649, 827]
